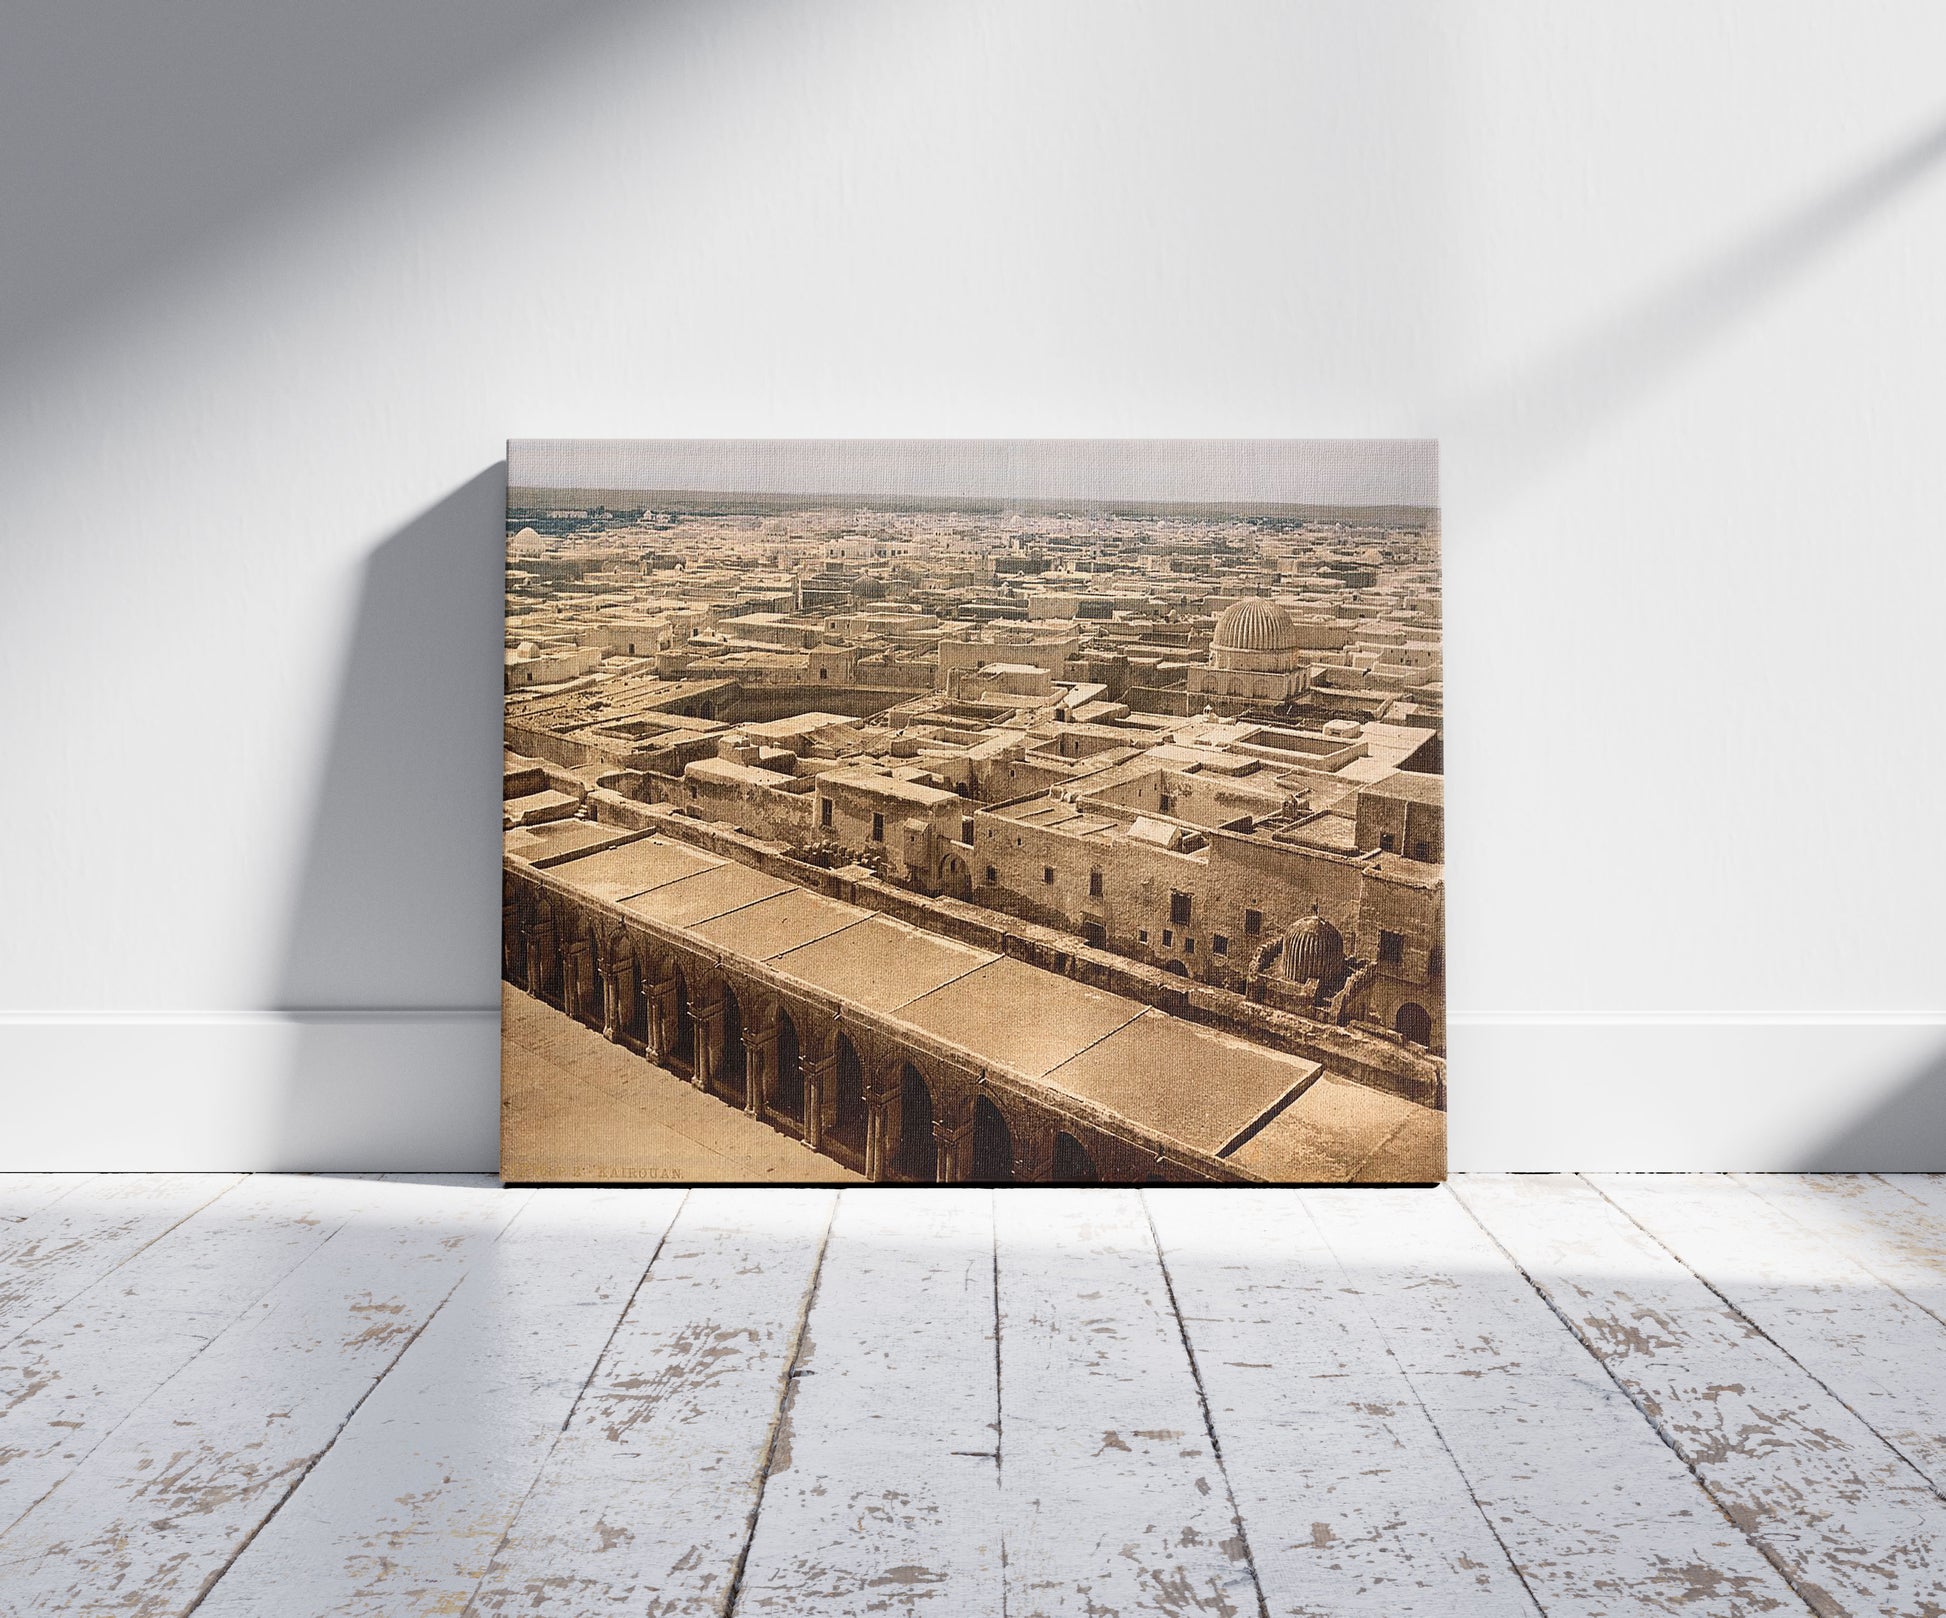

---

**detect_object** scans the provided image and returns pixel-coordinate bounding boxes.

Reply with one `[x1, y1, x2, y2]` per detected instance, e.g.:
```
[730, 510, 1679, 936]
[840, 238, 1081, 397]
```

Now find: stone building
[1354, 772, 1445, 865]
[1186, 598, 1310, 712]
[970, 766, 1445, 1056]
[812, 767, 974, 894]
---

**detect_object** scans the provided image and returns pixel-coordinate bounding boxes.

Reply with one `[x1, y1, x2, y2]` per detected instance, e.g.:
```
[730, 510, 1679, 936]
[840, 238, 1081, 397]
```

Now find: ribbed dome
[1281, 910, 1345, 983]
[1213, 598, 1300, 653]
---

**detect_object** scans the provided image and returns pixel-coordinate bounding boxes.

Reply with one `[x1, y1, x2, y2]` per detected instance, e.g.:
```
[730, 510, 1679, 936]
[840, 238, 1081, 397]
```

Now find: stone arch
[729, 979, 781, 1038]
[1164, 960, 1190, 979]
[1395, 1001, 1433, 1047]
[502, 884, 526, 987]
[642, 942, 680, 1013]
[799, 1012, 840, 1070]
[685, 960, 729, 1009]
[667, 963, 695, 1073]
[937, 851, 972, 900]
[830, 1032, 868, 1152]
[971, 1093, 1015, 1184]
[895, 1062, 936, 1184]
[562, 912, 600, 1029]
[602, 929, 642, 1043]
[714, 984, 749, 1103]
[524, 897, 560, 1005]
[772, 1007, 806, 1126]
[1052, 1130, 1099, 1185]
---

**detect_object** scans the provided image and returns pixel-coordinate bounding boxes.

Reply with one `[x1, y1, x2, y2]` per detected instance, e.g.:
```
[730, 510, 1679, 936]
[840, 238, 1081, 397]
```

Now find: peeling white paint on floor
[0, 1173, 1941, 1615]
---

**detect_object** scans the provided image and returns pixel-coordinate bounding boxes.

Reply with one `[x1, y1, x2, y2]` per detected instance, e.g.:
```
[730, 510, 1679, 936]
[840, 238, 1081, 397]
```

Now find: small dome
[1212, 598, 1300, 653]
[1281, 910, 1345, 983]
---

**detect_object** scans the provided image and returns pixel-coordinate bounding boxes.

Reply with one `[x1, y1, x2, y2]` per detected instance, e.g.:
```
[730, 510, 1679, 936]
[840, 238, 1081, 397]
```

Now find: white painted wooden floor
[2, 1176, 1944, 1616]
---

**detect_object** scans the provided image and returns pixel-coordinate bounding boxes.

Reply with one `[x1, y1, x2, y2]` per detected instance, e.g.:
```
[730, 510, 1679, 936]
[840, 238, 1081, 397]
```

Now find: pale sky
[508, 439, 1437, 508]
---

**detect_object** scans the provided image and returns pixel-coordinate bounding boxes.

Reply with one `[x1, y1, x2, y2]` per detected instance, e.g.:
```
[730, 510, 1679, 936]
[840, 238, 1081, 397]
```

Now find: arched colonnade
[504, 871, 1181, 1184]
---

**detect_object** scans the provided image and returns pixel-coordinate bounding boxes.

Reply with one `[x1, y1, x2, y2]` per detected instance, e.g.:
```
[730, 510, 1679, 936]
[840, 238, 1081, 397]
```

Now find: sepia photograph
[502, 440, 1445, 1185]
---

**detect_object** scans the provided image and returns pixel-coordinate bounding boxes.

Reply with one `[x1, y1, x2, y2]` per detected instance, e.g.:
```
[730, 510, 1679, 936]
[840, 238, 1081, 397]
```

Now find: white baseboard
[1449, 1015, 1946, 1172]
[0, 1012, 501, 1172]
[1, 1012, 1940, 1173]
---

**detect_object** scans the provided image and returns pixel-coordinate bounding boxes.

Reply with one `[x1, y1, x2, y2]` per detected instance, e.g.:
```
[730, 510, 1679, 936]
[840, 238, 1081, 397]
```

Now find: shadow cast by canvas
[1794, 1039, 1946, 1173]
[267, 467, 507, 1169]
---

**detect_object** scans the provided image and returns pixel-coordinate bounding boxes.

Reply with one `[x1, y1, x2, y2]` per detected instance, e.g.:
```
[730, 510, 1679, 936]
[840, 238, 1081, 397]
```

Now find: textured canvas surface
[502, 441, 1443, 1184]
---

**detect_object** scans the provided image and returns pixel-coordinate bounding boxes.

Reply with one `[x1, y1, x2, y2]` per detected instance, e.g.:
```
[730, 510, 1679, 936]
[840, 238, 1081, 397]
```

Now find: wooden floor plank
[6, 1173, 1935, 1617]
[994, 1188, 1262, 1618]
[732, 1188, 1003, 1615]
[1594, 1174, 1946, 1499]
[1147, 1188, 1540, 1616]
[1734, 1176, 1946, 1325]
[1459, 1174, 1946, 1617]
[1879, 1175, 1946, 1219]
[463, 1187, 837, 1616]
[0, 1176, 527, 1616]
[0, 1175, 407, 1536]
[0, 1173, 244, 1348]
[1305, 1185, 1807, 1616]
[0, 1174, 96, 1223]
[189, 1186, 686, 1617]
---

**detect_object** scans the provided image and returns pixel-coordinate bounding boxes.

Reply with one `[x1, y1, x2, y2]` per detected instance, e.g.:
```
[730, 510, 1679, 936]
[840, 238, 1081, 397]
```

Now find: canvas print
[502, 440, 1444, 1184]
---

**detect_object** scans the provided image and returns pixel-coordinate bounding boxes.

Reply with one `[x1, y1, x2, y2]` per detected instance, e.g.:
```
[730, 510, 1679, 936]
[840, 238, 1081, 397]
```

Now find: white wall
[5, 1, 1943, 1171]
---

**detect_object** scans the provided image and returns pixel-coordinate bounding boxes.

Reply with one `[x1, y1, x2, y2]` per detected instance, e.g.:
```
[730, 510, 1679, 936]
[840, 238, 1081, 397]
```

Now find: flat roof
[988, 800, 1117, 838]
[687, 758, 795, 789]
[538, 838, 717, 903]
[506, 788, 579, 819]
[691, 888, 864, 960]
[535, 834, 1439, 1180]
[769, 915, 994, 1012]
[616, 863, 794, 927]
[819, 768, 960, 808]
[504, 821, 643, 868]
[898, 958, 1146, 1081]
[610, 676, 740, 703]
[1226, 1073, 1442, 1182]
[1011, 802, 1087, 827]
[741, 713, 861, 738]
[1359, 770, 1443, 805]
[1042, 1011, 1321, 1160]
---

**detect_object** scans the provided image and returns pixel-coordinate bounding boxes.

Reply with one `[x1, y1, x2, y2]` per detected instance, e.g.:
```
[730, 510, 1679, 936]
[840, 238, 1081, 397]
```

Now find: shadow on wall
[1452, 109, 1946, 512]
[1795, 1046, 1946, 1173]
[0, 0, 646, 377]
[270, 467, 508, 1171]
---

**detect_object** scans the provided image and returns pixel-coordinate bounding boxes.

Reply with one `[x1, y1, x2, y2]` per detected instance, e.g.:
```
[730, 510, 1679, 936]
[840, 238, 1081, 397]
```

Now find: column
[695, 1001, 724, 1091]
[802, 1054, 836, 1154]
[598, 964, 618, 1042]
[746, 1024, 778, 1117]
[863, 1094, 893, 1182]
[610, 959, 636, 1043]
[525, 920, 555, 1003]
[645, 976, 677, 1063]
[1014, 1127, 1056, 1185]
[933, 1110, 974, 1186]
[564, 940, 593, 1025]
